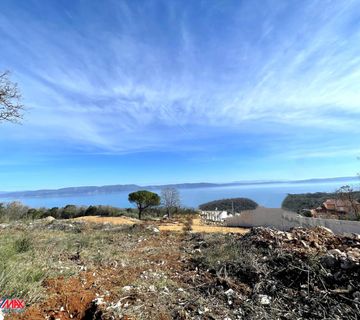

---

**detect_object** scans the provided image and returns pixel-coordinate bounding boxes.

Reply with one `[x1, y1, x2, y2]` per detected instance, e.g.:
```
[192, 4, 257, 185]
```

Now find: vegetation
[0, 222, 161, 305]
[199, 197, 258, 212]
[336, 185, 360, 219]
[0, 71, 24, 123]
[282, 190, 360, 213]
[0, 201, 197, 223]
[128, 190, 161, 219]
[161, 187, 180, 218]
[0, 202, 135, 222]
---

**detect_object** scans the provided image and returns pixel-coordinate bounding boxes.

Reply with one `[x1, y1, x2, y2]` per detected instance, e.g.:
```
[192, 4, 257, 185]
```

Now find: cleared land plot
[191, 218, 249, 234]
[2, 218, 359, 319]
[74, 215, 140, 225]
[75, 215, 249, 234]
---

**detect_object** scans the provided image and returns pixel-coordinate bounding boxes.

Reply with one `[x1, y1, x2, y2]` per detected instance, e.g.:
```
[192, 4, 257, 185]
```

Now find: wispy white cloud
[0, 0, 359, 156]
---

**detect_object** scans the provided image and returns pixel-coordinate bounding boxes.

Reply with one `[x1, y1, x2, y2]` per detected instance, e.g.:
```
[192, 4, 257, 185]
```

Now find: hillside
[199, 197, 258, 212]
[282, 191, 360, 213]
[0, 177, 357, 199]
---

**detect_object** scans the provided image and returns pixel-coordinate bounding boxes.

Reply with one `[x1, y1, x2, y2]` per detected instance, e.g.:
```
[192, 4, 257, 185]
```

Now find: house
[200, 210, 233, 222]
[323, 199, 360, 214]
[323, 199, 337, 211]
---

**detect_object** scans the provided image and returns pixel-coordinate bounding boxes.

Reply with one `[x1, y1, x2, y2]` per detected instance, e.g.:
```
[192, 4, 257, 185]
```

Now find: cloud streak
[0, 0, 359, 159]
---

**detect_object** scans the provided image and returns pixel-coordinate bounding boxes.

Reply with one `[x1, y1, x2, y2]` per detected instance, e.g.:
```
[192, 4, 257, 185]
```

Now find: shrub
[85, 205, 98, 216]
[14, 235, 32, 253]
[60, 205, 79, 219]
[48, 207, 59, 218]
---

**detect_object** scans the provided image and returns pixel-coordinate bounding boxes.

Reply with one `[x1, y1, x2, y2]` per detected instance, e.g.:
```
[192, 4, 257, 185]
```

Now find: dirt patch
[9, 273, 96, 320]
[158, 220, 184, 232]
[74, 216, 140, 225]
[75, 215, 249, 234]
[192, 218, 249, 234]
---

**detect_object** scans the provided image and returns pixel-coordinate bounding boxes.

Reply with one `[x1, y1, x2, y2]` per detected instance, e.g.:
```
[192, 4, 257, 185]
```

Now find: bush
[0, 203, 158, 221]
[302, 210, 313, 217]
[14, 235, 32, 253]
[60, 205, 79, 219]
[48, 207, 59, 218]
[85, 205, 98, 216]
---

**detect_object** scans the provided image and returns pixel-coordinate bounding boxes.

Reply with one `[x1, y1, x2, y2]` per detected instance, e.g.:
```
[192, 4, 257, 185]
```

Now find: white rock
[258, 294, 271, 305]
[43, 216, 56, 223]
[318, 226, 334, 234]
[300, 240, 309, 249]
[225, 289, 235, 296]
[94, 297, 105, 305]
[328, 249, 346, 258]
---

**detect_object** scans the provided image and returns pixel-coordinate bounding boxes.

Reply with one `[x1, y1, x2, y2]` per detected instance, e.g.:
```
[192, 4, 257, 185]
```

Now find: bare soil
[2, 216, 359, 319]
[75, 215, 248, 234]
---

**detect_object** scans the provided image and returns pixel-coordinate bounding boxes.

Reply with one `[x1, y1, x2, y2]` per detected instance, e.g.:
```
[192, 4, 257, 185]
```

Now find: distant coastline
[0, 176, 358, 199]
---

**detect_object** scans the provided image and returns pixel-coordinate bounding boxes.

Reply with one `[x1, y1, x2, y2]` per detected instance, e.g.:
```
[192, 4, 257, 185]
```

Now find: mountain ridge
[0, 176, 357, 199]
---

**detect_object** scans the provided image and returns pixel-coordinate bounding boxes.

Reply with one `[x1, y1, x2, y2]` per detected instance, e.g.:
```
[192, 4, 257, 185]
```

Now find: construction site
[0, 214, 359, 319]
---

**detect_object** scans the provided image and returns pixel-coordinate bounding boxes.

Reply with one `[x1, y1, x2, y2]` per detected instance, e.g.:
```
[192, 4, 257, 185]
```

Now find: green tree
[48, 207, 59, 218]
[85, 205, 98, 216]
[61, 204, 78, 219]
[128, 190, 160, 220]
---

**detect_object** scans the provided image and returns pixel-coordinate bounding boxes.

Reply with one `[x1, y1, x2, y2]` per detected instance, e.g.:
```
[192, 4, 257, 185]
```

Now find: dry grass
[158, 224, 184, 232]
[4, 221, 188, 320]
[1, 216, 247, 320]
[192, 218, 249, 234]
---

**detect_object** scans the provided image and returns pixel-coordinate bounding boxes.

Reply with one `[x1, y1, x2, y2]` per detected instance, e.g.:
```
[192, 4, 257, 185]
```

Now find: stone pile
[189, 226, 360, 319]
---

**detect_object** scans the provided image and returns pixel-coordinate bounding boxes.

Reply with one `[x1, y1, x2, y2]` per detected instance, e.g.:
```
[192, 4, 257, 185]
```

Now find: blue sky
[0, 0, 359, 191]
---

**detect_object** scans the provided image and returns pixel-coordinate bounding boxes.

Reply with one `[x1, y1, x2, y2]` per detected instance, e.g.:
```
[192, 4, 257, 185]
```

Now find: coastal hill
[0, 176, 357, 198]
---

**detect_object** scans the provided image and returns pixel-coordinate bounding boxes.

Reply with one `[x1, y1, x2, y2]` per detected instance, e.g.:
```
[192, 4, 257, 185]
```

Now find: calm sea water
[1, 180, 358, 209]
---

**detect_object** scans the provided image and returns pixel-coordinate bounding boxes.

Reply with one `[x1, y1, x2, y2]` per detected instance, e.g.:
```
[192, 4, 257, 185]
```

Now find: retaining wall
[224, 207, 360, 234]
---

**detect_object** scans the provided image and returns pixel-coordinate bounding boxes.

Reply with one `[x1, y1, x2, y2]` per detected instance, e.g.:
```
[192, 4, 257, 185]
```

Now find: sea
[1, 179, 358, 209]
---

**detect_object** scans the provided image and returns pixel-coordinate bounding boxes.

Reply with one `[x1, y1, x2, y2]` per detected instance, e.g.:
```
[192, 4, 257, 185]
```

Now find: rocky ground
[0, 216, 359, 319]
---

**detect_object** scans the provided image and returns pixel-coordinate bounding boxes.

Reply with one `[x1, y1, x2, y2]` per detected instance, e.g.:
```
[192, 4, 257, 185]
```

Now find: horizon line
[1, 175, 358, 194]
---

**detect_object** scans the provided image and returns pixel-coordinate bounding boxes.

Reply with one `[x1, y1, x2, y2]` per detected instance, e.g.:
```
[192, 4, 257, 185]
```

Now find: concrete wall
[224, 207, 360, 234]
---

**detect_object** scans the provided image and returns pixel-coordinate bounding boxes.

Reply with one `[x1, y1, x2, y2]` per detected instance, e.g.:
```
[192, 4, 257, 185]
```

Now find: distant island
[0, 176, 357, 199]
